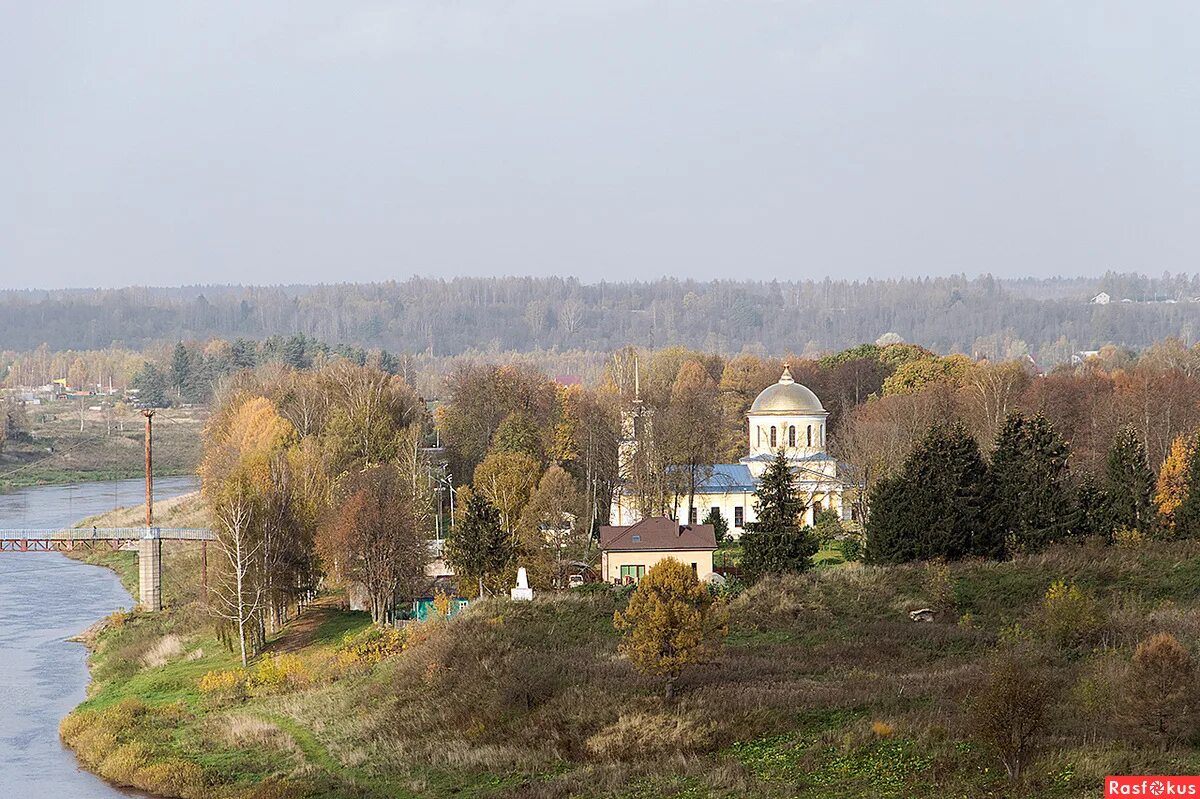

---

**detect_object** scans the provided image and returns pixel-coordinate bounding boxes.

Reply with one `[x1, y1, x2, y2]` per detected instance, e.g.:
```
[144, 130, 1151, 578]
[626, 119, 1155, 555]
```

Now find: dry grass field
[0, 400, 205, 488]
[58, 502, 1200, 798]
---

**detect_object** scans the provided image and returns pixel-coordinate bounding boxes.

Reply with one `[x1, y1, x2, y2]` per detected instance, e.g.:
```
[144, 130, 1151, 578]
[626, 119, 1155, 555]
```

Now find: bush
[199, 669, 249, 704]
[1040, 580, 1105, 649]
[250, 654, 311, 693]
[970, 648, 1055, 784]
[1124, 632, 1197, 742]
[336, 625, 406, 668]
[923, 559, 956, 617]
[1113, 526, 1148, 549]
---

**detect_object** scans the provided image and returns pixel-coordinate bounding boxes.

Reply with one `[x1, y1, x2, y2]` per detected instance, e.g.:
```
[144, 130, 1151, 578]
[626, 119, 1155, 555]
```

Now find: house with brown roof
[598, 517, 717, 584]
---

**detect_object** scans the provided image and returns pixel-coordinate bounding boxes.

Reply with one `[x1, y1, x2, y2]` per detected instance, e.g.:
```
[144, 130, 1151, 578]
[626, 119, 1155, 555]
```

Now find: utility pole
[139, 408, 162, 611]
[143, 409, 154, 527]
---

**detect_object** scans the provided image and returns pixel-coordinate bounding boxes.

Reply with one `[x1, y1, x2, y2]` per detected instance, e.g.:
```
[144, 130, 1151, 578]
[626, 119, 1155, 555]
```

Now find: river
[0, 476, 199, 798]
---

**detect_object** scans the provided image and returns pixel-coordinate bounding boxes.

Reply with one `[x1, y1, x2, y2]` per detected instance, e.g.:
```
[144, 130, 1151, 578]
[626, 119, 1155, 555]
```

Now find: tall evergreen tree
[445, 493, 512, 599]
[1070, 473, 1110, 539]
[1104, 426, 1155, 534]
[987, 412, 1072, 552]
[740, 450, 816, 580]
[867, 423, 994, 563]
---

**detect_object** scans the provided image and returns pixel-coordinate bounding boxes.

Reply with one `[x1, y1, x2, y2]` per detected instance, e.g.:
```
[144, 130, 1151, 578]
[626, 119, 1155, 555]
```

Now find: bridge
[0, 527, 216, 610]
[0, 412, 216, 613]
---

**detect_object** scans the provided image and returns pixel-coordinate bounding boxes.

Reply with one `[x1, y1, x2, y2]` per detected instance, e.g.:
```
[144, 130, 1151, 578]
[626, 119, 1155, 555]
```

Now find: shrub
[1041, 580, 1105, 649]
[1113, 526, 1148, 549]
[250, 654, 311, 693]
[970, 649, 1055, 784]
[923, 559, 956, 616]
[199, 669, 249, 704]
[336, 625, 406, 668]
[870, 720, 895, 738]
[1124, 632, 1196, 742]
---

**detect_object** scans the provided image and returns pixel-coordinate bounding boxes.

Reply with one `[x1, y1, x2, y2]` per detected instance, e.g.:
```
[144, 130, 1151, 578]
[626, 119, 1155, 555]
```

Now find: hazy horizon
[4, 2, 1199, 290]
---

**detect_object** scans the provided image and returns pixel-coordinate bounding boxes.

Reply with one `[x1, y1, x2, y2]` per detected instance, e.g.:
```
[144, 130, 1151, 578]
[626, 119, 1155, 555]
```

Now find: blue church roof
[695, 464, 756, 493]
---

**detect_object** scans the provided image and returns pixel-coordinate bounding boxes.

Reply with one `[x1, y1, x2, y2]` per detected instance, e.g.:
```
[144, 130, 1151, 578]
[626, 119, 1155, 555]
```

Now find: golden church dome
[749, 366, 825, 415]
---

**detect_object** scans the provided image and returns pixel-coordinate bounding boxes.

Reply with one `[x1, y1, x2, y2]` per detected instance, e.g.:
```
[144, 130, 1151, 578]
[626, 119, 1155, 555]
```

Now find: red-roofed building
[598, 517, 717, 584]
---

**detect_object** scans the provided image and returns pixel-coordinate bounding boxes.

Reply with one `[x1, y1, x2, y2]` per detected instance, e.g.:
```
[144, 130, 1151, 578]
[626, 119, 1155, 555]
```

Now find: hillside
[58, 522, 1200, 799]
[0, 404, 204, 489]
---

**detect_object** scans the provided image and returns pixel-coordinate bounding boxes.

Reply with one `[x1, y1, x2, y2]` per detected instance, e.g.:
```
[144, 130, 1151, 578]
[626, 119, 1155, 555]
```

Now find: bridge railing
[0, 528, 216, 541]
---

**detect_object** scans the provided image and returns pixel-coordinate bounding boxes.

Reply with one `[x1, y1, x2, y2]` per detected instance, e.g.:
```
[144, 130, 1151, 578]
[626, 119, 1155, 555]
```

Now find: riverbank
[0, 405, 204, 489]
[58, 500, 1200, 799]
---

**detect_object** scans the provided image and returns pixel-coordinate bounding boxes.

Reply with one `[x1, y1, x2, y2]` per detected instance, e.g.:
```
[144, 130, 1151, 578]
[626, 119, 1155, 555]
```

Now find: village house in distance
[597, 517, 718, 584]
[609, 366, 850, 533]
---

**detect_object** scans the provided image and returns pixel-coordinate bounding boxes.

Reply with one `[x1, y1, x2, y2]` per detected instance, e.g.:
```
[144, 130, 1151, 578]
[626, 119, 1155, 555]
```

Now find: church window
[770, 426, 777, 448]
[689, 506, 697, 524]
[788, 426, 796, 447]
[756, 427, 761, 447]
[814, 499, 823, 514]
[734, 506, 744, 527]
[807, 425, 813, 447]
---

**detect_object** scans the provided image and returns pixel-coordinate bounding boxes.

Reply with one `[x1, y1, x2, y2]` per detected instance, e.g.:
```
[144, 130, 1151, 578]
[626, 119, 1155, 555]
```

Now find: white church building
[610, 366, 850, 535]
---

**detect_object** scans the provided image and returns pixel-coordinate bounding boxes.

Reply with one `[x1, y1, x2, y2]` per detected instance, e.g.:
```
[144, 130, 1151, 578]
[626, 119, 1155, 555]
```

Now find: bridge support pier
[138, 529, 162, 611]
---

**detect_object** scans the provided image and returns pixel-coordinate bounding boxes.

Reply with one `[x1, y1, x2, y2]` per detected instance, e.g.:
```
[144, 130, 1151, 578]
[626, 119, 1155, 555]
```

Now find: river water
[0, 476, 199, 798]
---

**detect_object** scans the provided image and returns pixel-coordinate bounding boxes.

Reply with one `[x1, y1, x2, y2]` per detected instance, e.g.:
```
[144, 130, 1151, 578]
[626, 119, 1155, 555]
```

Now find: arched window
[756, 426, 761, 447]
[807, 425, 813, 447]
[788, 425, 796, 447]
[770, 426, 777, 448]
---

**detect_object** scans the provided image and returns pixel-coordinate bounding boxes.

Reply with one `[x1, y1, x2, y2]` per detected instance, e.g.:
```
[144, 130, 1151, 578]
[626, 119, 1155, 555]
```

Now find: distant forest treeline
[4, 273, 1200, 363]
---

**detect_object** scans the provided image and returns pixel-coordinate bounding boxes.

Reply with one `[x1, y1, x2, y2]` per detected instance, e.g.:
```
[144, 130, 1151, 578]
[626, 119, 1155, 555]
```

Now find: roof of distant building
[599, 517, 717, 552]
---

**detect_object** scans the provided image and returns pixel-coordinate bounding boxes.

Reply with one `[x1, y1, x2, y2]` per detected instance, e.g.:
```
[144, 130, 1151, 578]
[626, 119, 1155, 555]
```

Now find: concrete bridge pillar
[138, 529, 162, 611]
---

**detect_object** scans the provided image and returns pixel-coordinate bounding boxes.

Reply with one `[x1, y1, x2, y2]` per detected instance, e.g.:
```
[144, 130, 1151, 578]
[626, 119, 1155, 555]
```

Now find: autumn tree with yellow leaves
[1156, 433, 1197, 530]
[613, 558, 727, 701]
[201, 396, 298, 666]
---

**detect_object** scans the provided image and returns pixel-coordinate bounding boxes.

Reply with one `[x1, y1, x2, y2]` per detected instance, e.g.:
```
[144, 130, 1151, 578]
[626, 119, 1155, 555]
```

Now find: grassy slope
[0, 404, 204, 488]
[60, 509, 1200, 799]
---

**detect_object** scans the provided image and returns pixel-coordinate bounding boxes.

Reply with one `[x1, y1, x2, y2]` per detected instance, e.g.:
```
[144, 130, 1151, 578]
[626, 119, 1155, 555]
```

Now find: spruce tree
[987, 412, 1072, 552]
[1070, 473, 1110, 539]
[701, 506, 729, 544]
[1104, 426, 1155, 535]
[741, 450, 816, 580]
[867, 423, 993, 563]
[445, 493, 512, 598]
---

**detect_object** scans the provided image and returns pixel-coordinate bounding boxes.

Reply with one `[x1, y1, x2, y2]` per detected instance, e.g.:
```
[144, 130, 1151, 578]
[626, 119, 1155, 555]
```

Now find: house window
[734, 506, 744, 527]
[807, 425, 813, 447]
[619, 564, 646, 582]
[770, 426, 777, 448]
[788, 425, 796, 447]
[691, 563, 698, 576]
[689, 506, 697, 524]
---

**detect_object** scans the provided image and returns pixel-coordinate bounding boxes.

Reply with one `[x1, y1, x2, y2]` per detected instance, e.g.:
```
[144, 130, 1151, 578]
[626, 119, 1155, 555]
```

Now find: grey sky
[2, 1, 1198, 289]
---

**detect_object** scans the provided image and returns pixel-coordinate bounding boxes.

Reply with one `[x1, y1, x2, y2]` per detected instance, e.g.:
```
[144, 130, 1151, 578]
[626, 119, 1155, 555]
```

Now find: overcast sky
[2, 1, 1198, 289]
